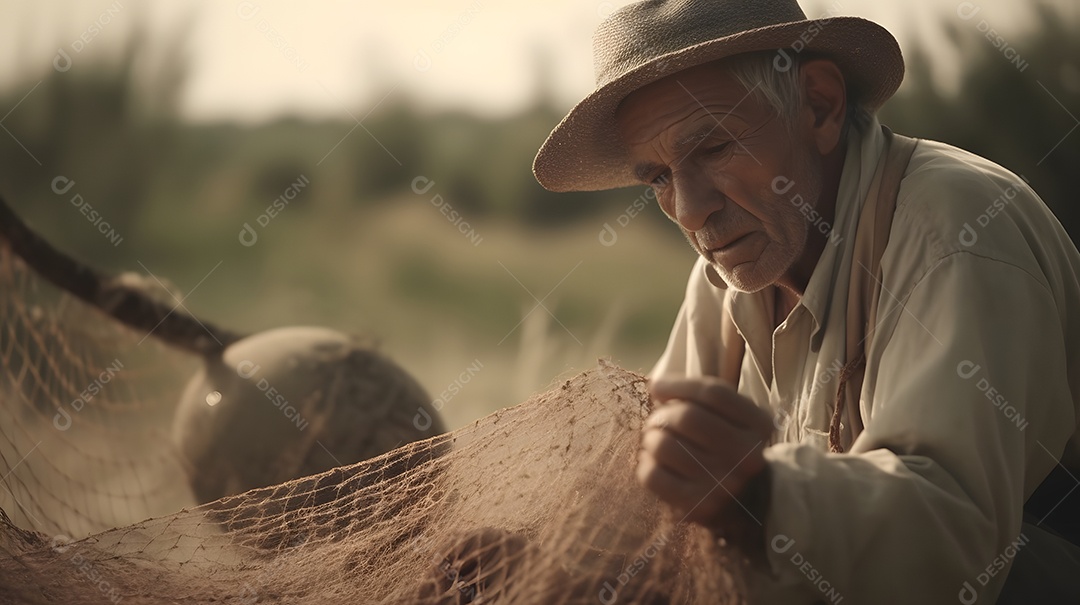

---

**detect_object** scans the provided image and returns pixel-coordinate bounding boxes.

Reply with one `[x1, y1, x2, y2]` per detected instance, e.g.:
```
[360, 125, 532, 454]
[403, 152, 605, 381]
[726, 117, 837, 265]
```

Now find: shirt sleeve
[761, 251, 1077, 604]
[648, 256, 728, 382]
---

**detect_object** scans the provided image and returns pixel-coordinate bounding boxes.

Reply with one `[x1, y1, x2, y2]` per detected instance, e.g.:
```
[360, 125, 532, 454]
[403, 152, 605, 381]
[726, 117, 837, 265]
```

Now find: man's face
[615, 61, 824, 293]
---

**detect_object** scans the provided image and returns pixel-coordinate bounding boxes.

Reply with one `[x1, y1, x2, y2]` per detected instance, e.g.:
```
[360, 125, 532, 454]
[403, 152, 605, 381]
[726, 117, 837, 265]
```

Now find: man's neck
[776, 134, 849, 298]
[773, 285, 799, 329]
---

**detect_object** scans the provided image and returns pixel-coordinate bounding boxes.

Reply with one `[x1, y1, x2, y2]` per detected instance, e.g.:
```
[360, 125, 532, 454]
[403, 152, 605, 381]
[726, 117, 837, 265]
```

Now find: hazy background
[0, 0, 1078, 430]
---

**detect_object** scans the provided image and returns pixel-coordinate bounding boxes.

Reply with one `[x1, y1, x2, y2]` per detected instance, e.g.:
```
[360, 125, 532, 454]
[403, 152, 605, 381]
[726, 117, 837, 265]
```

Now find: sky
[0, 0, 1072, 123]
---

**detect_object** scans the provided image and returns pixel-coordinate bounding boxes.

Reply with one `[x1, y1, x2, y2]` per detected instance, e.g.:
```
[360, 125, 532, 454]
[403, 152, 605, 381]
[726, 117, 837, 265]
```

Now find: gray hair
[723, 50, 874, 132]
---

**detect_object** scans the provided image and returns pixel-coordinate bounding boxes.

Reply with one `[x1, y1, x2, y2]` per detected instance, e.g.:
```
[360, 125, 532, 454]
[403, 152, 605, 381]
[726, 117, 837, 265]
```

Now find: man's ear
[798, 59, 847, 155]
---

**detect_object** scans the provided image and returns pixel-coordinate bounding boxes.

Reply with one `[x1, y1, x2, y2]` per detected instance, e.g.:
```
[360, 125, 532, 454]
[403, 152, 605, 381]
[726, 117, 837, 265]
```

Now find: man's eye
[704, 142, 732, 155]
[651, 173, 670, 188]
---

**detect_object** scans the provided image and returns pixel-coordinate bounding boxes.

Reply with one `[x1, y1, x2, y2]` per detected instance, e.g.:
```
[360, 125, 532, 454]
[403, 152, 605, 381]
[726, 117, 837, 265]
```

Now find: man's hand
[638, 377, 775, 556]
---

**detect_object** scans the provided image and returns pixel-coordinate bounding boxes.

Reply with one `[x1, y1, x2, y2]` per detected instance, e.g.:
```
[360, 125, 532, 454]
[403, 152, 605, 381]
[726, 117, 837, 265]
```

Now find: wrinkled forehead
[614, 61, 764, 146]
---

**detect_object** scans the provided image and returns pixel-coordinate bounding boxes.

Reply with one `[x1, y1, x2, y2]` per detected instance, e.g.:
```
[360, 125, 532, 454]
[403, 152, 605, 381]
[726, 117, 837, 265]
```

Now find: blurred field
[6, 156, 696, 429]
[185, 195, 696, 429]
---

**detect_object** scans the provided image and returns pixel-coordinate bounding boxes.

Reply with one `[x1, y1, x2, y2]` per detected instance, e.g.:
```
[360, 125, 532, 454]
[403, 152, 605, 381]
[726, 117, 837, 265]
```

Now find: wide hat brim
[533, 17, 904, 192]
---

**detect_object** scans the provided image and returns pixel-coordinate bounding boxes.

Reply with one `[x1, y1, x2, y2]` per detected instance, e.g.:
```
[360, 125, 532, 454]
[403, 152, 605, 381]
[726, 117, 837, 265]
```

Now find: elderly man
[533, 0, 1080, 602]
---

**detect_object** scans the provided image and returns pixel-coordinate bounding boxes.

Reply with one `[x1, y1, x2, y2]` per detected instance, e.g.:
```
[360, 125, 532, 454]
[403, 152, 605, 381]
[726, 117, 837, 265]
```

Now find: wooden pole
[0, 195, 244, 357]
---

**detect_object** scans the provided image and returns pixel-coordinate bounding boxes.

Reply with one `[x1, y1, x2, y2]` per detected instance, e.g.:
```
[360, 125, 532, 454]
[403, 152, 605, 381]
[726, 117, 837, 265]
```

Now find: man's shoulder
[884, 135, 1071, 288]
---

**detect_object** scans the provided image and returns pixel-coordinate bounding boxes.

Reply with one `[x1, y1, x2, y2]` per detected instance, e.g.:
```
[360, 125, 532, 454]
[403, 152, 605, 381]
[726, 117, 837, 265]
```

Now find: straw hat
[532, 0, 904, 192]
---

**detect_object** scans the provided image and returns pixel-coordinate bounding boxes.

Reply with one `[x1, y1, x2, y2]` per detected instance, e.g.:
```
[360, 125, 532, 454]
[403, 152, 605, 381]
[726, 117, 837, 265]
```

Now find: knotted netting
[0, 244, 749, 604]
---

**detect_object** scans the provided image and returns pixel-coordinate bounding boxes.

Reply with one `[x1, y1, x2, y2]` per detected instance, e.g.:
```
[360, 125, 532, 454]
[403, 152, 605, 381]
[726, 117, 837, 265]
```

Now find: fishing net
[0, 244, 749, 604]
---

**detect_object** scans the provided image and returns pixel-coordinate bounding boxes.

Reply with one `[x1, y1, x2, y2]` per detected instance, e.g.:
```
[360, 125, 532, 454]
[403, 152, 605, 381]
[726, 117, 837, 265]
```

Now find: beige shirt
[650, 118, 1080, 603]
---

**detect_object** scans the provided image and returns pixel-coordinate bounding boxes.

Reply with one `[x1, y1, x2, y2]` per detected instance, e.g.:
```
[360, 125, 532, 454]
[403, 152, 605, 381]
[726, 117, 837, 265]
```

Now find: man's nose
[670, 169, 725, 232]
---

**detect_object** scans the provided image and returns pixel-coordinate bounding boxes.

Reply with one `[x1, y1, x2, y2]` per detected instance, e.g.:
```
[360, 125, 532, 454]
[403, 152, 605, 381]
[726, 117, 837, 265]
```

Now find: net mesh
[0, 244, 748, 604]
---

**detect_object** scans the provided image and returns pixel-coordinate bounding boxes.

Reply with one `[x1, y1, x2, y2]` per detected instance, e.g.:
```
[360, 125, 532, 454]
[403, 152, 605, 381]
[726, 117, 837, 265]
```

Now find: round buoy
[172, 326, 445, 503]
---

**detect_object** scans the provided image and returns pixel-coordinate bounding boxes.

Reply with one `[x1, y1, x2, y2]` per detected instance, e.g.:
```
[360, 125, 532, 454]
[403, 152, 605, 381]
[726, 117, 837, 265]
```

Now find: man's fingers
[649, 377, 773, 435]
[636, 453, 698, 505]
[636, 453, 721, 525]
[645, 401, 734, 452]
[640, 377, 773, 529]
[641, 426, 713, 480]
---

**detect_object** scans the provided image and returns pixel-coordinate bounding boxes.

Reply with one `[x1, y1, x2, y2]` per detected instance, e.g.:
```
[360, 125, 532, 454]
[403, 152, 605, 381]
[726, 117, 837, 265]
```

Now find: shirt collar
[796, 118, 887, 337]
